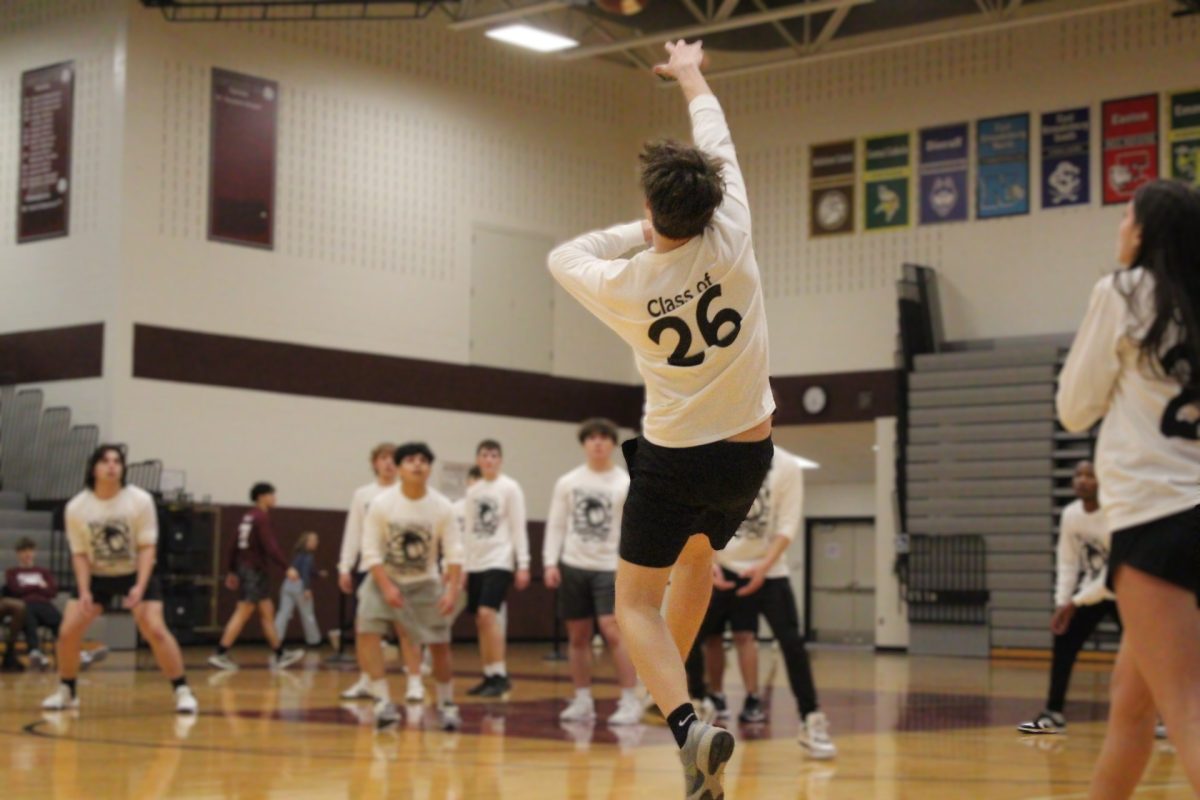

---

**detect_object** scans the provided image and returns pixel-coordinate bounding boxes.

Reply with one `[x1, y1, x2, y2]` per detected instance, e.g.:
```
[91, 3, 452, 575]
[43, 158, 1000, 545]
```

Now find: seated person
[4, 538, 105, 670]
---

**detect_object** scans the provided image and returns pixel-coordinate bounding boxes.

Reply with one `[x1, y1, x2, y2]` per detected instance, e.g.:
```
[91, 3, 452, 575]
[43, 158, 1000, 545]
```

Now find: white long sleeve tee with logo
[360, 486, 461, 585]
[65, 486, 159, 578]
[717, 446, 802, 578]
[1058, 268, 1200, 533]
[338, 481, 393, 575]
[548, 93, 774, 448]
[1054, 499, 1115, 607]
[543, 464, 630, 573]
[463, 474, 530, 573]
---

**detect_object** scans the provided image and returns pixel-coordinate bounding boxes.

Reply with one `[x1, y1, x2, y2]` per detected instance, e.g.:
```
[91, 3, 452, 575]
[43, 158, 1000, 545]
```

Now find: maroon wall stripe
[132, 324, 899, 428]
[0, 323, 103, 384]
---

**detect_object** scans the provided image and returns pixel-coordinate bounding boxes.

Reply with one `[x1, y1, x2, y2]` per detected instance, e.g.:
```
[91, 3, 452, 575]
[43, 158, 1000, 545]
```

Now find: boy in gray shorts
[357, 442, 464, 731]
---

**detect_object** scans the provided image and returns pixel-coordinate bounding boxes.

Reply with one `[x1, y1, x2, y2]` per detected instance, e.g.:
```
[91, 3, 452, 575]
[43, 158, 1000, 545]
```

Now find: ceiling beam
[447, 0, 571, 31]
[712, 0, 741, 21]
[560, 0, 872, 60]
[811, 1, 852, 49]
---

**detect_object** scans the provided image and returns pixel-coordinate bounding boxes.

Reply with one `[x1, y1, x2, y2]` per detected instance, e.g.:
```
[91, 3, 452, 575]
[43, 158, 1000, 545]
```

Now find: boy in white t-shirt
[463, 440, 530, 698]
[544, 418, 640, 726]
[548, 40, 773, 798]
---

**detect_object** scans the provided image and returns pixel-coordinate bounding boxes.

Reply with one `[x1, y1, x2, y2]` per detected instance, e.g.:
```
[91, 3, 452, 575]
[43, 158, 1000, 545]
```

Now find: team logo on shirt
[473, 498, 500, 538]
[384, 522, 432, 576]
[735, 485, 770, 540]
[88, 519, 133, 564]
[1082, 542, 1109, 584]
[570, 490, 613, 543]
[1160, 344, 1200, 440]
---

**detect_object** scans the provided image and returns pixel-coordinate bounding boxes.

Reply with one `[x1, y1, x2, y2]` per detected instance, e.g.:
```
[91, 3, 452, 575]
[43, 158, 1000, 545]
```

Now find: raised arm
[547, 221, 647, 315]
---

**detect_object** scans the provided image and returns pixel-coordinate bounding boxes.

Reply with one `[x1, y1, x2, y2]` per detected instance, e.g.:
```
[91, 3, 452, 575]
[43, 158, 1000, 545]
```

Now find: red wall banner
[1102, 94, 1159, 206]
[209, 68, 277, 248]
[18, 62, 74, 243]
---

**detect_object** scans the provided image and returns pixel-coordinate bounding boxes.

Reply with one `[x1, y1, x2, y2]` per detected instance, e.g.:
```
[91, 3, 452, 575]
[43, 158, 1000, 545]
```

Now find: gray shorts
[356, 577, 451, 645]
[237, 566, 269, 604]
[559, 563, 616, 621]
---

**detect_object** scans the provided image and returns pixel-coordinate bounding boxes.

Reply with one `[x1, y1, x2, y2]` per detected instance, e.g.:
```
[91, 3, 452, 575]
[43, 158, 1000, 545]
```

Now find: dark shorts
[702, 574, 796, 637]
[558, 563, 616, 621]
[1108, 506, 1200, 604]
[237, 566, 269, 604]
[83, 574, 163, 608]
[620, 435, 774, 569]
[467, 569, 512, 614]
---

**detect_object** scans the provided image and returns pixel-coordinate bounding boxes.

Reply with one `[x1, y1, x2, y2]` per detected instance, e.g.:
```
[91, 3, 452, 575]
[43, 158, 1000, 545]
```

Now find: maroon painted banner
[1102, 94, 1159, 206]
[209, 68, 277, 248]
[18, 62, 74, 243]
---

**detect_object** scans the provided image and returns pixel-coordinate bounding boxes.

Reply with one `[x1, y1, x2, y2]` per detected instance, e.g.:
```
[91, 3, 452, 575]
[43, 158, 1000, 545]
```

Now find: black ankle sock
[171, 677, 188, 691]
[216, 645, 228, 656]
[275, 646, 284, 658]
[62, 678, 77, 698]
[667, 702, 699, 748]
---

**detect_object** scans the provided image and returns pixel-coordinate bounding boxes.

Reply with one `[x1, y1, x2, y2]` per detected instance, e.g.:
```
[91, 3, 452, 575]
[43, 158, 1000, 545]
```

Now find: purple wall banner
[1041, 107, 1091, 209]
[209, 68, 278, 248]
[18, 62, 74, 243]
[918, 123, 969, 224]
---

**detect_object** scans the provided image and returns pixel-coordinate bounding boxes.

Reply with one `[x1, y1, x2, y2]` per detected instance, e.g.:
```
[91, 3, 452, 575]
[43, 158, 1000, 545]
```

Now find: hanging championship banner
[977, 113, 1030, 219]
[1168, 89, 1200, 187]
[18, 61, 74, 243]
[209, 68, 278, 248]
[918, 123, 969, 224]
[1041, 107, 1091, 209]
[809, 140, 855, 237]
[1102, 94, 1158, 205]
[862, 132, 911, 231]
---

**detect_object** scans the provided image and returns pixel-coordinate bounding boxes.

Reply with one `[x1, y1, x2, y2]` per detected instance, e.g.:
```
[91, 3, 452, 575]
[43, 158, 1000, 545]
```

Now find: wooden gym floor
[0, 644, 1191, 799]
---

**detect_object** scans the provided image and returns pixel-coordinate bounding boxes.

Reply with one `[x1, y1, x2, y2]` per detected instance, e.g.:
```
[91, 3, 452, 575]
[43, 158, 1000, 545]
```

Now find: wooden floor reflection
[0, 644, 1191, 799]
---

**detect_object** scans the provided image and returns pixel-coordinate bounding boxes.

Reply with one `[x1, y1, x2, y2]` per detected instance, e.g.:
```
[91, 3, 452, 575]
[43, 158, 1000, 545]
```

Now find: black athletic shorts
[467, 569, 512, 614]
[237, 566, 269, 604]
[1108, 505, 1200, 604]
[82, 574, 163, 608]
[620, 435, 774, 569]
[701, 568, 763, 636]
[558, 563, 616, 621]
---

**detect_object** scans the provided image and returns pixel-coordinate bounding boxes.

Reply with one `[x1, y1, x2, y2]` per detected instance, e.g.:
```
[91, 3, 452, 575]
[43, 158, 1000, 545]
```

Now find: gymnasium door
[808, 519, 876, 645]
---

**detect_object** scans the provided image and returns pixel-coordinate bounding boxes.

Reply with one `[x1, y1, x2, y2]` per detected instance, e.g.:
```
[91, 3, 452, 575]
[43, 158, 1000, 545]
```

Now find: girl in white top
[1057, 179, 1200, 797]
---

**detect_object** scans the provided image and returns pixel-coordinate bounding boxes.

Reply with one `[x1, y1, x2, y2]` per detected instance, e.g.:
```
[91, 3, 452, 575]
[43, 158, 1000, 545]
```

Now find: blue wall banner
[918, 123, 969, 224]
[1041, 107, 1090, 209]
[977, 113, 1030, 219]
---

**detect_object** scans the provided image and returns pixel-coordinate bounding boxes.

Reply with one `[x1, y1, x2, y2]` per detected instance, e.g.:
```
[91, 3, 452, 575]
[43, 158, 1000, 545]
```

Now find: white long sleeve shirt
[547, 94, 774, 448]
[1058, 268, 1200, 532]
[463, 474, 530, 572]
[543, 464, 630, 572]
[65, 486, 158, 577]
[717, 446, 802, 577]
[1055, 500, 1115, 607]
[360, 486, 461, 585]
[338, 481, 394, 575]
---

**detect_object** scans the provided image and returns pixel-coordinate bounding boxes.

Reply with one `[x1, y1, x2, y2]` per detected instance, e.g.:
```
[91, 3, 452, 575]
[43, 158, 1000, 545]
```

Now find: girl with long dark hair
[1058, 179, 1200, 797]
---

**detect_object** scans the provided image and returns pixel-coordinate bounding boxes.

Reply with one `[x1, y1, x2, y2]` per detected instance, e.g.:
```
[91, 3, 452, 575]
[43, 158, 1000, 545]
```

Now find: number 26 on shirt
[648, 284, 743, 367]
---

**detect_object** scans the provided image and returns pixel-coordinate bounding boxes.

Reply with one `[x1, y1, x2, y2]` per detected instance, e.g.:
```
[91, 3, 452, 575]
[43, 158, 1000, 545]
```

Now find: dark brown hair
[578, 417, 618, 444]
[85, 445, 127, 491]
[639, 139, 725, 240]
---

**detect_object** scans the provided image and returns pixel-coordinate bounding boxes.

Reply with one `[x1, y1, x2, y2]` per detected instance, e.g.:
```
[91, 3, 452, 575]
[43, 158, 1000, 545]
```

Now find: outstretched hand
[653, 39, 707, 81]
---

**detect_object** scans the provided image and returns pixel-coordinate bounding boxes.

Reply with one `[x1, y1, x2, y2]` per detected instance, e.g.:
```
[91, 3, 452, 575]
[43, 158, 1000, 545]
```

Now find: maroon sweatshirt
[5, 566, 57, 604]
[228, 508, 289, 574]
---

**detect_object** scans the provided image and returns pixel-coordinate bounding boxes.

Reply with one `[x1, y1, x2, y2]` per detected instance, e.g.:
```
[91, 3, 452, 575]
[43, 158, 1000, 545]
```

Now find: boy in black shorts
[549, 39, 773, 798]
[42, 445, 197, 714]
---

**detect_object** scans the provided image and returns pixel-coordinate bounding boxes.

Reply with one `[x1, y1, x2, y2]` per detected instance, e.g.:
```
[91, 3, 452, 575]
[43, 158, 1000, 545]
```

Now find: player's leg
[216, 603, 255, 651]
[597, 613, 640, 724]
[356, 580, 400, 729]
[131, 599, 197, 713]
[43, 599, 103, 709]
[1086, 642, 1157, 799]
[394, 624, 426, 703]
[475, 571, 514, 697]
[274, 581, 297, 642]
[297, 588, 321, 646]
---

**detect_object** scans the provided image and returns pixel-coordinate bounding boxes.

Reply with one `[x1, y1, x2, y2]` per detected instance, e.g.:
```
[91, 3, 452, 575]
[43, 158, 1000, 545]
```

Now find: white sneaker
[374, 699, 401, 730]
[29, 650, 50, 670]
[559, 694, 597, 722]
[42, 685, 79, 711]
[607, 696, 643, 727]
[341, 677, 375, 701]
[208, 653, 238, 671]
[270, 648, 305, 670]
[175, 686, 198, 714]
[439, 703, 462, 731]
[405, 678, 426, 704]
[799, 711, 838, 760]
[81, 646, 108, 670]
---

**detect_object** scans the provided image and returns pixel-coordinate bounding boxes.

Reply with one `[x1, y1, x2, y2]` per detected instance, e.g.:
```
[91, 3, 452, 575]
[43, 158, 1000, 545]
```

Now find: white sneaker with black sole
[269, 648, 305, 670]
[798, 711, 837, 760]
[175, 686, 199, 714]
[340, 676, 375, 701]
[42, 685, 79, 711]
[560, 695, 597, 722]
[1017, 710, 1066, 735]
[405, 678, 426, 704]
[29, 650, 50, 671]
[208, 653, 238, 671]
[374, 699, 401, 730]
[439, 703, 462, 731]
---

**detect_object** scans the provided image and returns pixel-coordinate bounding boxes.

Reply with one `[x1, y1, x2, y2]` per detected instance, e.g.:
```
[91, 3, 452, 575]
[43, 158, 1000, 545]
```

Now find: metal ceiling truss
[142, 0, 449, 22]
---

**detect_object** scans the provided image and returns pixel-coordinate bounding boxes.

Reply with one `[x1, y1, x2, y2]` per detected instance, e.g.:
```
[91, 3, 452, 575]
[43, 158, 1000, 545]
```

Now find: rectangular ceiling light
[485, 24, 578, 53]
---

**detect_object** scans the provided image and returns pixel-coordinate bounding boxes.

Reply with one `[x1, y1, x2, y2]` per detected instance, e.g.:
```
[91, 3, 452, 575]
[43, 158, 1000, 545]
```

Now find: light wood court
[0, 644, 1191, 799]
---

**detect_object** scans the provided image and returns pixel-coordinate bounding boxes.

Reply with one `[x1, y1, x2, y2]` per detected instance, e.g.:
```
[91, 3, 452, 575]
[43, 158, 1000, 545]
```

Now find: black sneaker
[738, 694, 766, 724]
[479, 675, 511, 698]
[466, 676, 492, 696]
[706, 692, 729, 721]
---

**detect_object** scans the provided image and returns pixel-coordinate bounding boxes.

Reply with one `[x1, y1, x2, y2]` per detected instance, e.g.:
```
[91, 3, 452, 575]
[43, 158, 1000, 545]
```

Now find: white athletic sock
[620, 688, 638, 705]
[370, 679, 390, 704]
[358, 672, 370, 687]
[575, 688, 593, 702]
[407, 675, 423, 692]
[488, 661, 507, 677]
[436, 681, 454, 706]
[482, 664, 498, 677]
